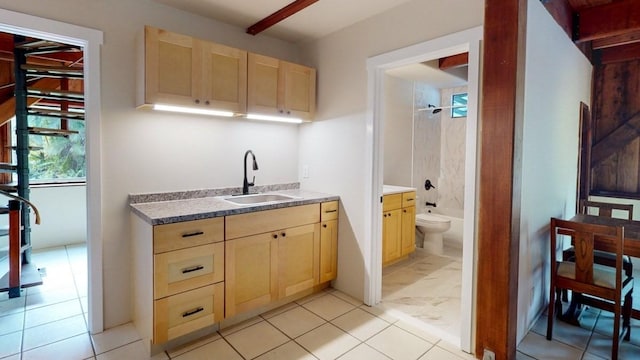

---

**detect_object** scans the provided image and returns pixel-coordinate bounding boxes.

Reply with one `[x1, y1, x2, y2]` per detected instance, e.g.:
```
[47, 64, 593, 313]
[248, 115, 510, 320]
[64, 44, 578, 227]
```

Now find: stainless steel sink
[223, 193, 297, 205]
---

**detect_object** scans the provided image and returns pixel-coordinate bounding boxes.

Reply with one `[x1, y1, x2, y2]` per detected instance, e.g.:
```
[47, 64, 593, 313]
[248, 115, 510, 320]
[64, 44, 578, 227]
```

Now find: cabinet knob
[403, 209, 407, 213]
[279, 109, 284, 114]
[194, 99, 200, 104]
[272, 234, 278, 239]
[205, 100, 210, 105]
[281, 232, 286, 237]
[286, 110, 291, 115]
[323, 224, 327, 228]
[383, 214, 387, 218]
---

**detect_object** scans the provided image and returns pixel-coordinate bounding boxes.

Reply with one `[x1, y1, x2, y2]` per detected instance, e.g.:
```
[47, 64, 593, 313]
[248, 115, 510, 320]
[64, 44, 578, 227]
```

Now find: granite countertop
[130, 186, 339, 225]
[383, 184, 417, 195]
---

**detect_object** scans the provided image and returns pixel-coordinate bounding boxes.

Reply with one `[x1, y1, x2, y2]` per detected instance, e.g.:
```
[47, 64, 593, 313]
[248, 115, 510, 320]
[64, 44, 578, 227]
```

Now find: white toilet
[415, 213, 451, 255]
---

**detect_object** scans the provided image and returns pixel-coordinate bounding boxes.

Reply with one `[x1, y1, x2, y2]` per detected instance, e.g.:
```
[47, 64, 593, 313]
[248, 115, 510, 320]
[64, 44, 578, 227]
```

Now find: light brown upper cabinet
[248, 53, 316, 121]
[140, 26, 247, 113]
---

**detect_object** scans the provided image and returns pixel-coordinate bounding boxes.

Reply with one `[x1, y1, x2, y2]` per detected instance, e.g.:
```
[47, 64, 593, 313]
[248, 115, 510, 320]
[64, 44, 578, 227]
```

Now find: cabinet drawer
[153, 283, 224, 344]
[154, 217, 224, 254]
[382, 194, 402, 212]
[154, 243, 224, 299]
[226, 204, 320, 239]
[321, 201, 338, 221]
[402, 191, 416, 208]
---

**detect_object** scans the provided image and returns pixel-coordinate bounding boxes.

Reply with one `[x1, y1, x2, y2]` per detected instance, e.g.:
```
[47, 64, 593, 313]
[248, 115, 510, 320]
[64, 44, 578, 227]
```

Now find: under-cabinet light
[153, 104, 234, 117]
[246, 113, 303, 124]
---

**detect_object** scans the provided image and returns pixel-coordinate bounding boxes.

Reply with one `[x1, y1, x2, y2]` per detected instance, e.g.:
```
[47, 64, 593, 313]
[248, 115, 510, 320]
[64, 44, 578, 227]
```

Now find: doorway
[0, 9, 103, 333]
[364, 26, 482, 353]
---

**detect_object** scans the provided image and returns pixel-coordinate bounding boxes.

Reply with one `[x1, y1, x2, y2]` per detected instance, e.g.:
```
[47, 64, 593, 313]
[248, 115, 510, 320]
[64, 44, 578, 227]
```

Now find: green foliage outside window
[12, 116, 86, 182]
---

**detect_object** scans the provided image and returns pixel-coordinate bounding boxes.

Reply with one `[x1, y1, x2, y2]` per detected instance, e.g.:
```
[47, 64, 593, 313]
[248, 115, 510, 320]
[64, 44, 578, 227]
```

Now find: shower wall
[413, 84, 468, 214]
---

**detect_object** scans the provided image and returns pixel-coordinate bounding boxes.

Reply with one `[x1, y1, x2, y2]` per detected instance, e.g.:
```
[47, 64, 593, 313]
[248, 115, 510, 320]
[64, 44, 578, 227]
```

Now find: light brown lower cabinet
[382, 191, 416, 266]
[132, 200, 338, 352]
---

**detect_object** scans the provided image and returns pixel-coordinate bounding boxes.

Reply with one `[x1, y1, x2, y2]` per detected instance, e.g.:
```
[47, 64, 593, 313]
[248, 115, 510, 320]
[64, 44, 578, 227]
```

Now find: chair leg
[612, 303, 621, 360]
[624, 293, 632, 341]
[547, 286, 556, 340]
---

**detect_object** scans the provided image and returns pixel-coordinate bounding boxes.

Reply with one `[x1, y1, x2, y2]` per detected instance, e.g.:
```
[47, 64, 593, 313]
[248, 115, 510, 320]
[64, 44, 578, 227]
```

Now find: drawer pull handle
[182, 231, 204, 238]
[406, 198, 414, 201]
[182, 307, 204, 318]
[181, 265, 204, 274]
[324, 209, 337, 213]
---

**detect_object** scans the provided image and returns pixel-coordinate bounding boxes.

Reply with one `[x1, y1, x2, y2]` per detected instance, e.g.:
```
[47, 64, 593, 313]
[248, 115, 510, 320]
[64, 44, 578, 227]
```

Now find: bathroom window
[451, 93, 468, 118]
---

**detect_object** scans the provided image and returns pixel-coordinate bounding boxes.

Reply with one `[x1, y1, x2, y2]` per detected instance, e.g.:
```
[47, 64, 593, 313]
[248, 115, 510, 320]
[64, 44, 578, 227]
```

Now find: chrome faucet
[242, 150, 259, 195]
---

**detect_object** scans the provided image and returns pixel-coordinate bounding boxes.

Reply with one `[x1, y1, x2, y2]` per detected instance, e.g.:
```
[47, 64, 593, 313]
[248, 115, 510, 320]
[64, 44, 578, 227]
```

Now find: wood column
[475, 0, 527, 359]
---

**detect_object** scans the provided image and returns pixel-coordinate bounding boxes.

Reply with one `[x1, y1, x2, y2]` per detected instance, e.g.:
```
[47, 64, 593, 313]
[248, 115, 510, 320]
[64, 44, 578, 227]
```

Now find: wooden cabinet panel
[383, 194, 402, 212]
[247, 53, 316, 120]
[225, 232, 278, 317]
[153, 283, 224, 344]
[321, 201, 338, 221]
[401, 206, 416, 256]
[282, 61, 316, 119]
[382, 209, 402, 265]
[154, 243, 224, 299]
[154, 217, 224, 254]
[247, 53, 280, 113]
[320, 219, 338, 283]
[402, 191, 416, 208]
[383, 191, 416, 265]
[142, 26, 247, 113]
[278, 223, 320, 297]
[144, 26, 197, 107]
[225, 203, 319, 240]
[202, 42, 247, 113]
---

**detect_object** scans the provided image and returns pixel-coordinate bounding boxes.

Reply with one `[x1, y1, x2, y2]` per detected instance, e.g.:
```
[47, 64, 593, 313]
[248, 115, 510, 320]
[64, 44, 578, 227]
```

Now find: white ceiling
[153, 0, 416, 43]
[386, 60, 468, 89]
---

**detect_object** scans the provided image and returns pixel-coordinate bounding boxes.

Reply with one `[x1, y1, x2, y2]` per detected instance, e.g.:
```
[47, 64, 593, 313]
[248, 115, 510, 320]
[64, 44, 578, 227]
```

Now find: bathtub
[425, 207, 464, 249]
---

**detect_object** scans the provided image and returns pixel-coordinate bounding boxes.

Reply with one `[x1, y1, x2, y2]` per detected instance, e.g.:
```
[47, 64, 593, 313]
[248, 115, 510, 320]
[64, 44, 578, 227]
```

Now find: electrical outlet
[483, 349, 496, 360]
[302, 165, 309, 179]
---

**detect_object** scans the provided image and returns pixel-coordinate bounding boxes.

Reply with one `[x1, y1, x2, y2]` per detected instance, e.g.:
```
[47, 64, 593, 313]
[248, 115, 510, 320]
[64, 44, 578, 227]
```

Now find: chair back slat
[579, 200, 634, 220]
[551, 217, 624, 289]
[574, 231, 594, 284]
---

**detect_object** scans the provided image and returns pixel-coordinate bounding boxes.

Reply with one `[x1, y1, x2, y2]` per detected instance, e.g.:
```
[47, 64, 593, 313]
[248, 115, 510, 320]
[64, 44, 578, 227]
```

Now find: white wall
[516, 0, 593, 342]
[0, 0, 303, 328]
[298, 0, 483, 300]
[383, 74, 413, 186]
[0, 186, 86, 250]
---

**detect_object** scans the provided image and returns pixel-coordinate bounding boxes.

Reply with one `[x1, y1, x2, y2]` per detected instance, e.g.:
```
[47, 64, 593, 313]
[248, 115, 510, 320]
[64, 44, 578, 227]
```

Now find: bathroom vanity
[382, 185, 416, 266]
[129, 186, 338, 354]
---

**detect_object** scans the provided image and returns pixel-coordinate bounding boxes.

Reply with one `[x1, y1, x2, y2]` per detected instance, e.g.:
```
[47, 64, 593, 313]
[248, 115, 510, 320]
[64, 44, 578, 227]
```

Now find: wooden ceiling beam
[438, 53, 468, 70]
[247, 0, 319, 36]
[597, 42, 640, 64]
[575, 0, 640, 43]
[592, 29, 640, 50]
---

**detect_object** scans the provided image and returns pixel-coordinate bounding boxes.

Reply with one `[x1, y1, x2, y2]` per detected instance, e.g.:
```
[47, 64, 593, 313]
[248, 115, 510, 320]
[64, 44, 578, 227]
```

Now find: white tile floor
[2, 244, 639, 359]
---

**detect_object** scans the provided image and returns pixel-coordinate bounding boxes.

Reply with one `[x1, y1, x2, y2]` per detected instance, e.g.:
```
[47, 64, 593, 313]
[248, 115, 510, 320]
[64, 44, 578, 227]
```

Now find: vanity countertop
[130, 187, 339, 225]
[383, 185, 417, 195]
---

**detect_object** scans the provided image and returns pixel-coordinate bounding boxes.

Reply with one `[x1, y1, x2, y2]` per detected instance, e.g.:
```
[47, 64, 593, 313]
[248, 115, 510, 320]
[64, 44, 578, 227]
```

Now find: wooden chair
[561, 200, 634, 302]
[548, 218, 633, 360]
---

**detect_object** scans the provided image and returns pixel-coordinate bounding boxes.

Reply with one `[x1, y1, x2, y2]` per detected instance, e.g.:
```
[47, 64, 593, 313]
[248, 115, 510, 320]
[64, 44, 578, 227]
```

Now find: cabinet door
[247, 53, 280, 115]
[382, 209, 402, 265]
[225, 232, 278, 318]
[278, 223, 320, 298]
[401, 206, 416, 256]
[202, 42, 247, 113]
[281, 61, 316, 120]
[320, 219, 338, 283]
[145, 26, 199, 107]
